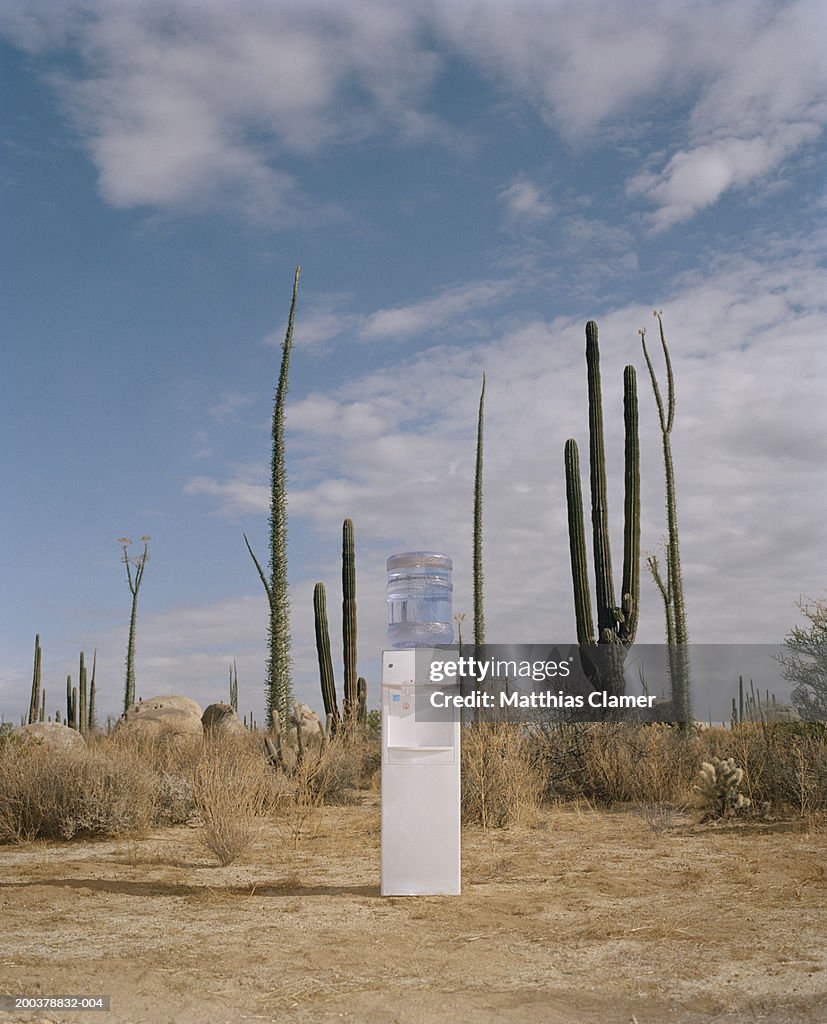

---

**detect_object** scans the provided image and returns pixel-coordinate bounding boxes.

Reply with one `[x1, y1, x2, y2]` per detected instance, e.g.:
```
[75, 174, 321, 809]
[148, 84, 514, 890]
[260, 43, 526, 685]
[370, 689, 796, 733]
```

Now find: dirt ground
[1, 799, 825, 1024]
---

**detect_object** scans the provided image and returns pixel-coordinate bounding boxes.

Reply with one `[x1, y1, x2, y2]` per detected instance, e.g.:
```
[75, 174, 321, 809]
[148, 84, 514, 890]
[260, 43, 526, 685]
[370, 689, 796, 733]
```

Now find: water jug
[387, 551, 453, 648]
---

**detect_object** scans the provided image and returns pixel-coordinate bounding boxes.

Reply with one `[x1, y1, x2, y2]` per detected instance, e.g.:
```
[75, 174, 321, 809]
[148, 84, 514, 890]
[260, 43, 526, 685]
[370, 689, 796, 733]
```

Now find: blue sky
[2, 0, 826, 726]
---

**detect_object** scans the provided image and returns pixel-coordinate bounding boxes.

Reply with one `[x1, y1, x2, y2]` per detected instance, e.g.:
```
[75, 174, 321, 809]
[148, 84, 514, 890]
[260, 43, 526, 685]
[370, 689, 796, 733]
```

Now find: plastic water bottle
[387, 552, 454, 648]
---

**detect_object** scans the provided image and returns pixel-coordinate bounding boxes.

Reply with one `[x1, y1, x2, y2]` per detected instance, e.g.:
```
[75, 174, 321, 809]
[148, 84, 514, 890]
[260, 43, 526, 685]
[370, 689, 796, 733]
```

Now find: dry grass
[0, 717, 822, 850]
[0, 738, 157, 842]
[462, 721, 544, 828]
[189, 733, 273, 865]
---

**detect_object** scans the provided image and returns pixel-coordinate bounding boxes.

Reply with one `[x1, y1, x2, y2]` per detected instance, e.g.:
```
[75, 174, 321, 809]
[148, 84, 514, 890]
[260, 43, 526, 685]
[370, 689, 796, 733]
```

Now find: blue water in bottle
[387, 552, 454, 648]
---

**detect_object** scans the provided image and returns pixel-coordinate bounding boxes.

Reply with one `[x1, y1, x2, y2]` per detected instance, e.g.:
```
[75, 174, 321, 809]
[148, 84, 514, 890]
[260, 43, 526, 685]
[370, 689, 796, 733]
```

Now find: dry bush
[266, 730, 380, 847]
[528, 722, 702, 807]
[101, 730, 204, 825]
[190, 733, 273, 865]
[462, 722, 543, 828]
[0, 739, 156, 842]
[704, 722, 827, 814]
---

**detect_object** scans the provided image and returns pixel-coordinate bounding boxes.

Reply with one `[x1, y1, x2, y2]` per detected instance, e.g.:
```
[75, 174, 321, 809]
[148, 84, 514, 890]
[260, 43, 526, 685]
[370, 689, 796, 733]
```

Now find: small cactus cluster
[695, 757, 751, 818]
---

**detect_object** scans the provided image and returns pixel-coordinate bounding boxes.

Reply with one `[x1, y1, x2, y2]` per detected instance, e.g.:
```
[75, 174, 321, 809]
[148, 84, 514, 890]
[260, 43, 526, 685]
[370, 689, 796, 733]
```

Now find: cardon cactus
[314, 582, 340, 733]
[564, 321, 640, 696]
[28, 634, 42, 726]
[695, 757, 752, 818]
[342, 518, 358, 722]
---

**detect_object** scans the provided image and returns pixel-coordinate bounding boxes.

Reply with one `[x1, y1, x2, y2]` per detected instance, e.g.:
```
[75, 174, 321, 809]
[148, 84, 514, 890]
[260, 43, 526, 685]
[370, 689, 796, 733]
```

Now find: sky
[2, 0, 826, 727]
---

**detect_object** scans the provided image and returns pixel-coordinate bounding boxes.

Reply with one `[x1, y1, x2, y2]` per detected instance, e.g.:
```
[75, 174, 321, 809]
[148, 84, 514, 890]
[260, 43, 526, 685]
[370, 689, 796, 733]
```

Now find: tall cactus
[565, 321, 640, 695]
[28, 634, 42, 726]
[314, 582, 340, 733]
[357, 676, 367, 725]
[78, 651, 87, 738]
[641, 311, 691, 723]
[119, 536, 150, 712]
[88, 650, 97, 733]
[342, 518, 358, 723]
[473, 373, 486, 646]
[245, 266, 300, 726]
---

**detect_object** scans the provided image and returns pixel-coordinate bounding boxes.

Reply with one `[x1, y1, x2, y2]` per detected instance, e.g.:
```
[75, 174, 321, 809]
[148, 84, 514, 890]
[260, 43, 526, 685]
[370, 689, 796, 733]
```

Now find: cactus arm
[342, 518, 358, 722]
[620, 364, 640, 644]
[473, 372, 486, 646]
[243, 533, 273, 606]
[565, 439, 595, 645]
[314, 582, 340, 733]
[585, 322, 617, 638]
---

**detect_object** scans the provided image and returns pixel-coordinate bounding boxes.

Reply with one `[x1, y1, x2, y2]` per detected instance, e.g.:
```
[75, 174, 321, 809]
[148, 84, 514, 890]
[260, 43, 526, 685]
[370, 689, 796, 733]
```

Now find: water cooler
[381, 553, 461, 896]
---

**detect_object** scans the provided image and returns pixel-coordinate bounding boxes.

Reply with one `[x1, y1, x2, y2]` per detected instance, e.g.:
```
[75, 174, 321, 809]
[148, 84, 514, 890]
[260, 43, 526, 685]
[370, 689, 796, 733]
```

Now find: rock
[277, 701, 325, 746]
[15, 721, 87, 751]
[116, 695, 203, 739]
[201, 702, 245, 735]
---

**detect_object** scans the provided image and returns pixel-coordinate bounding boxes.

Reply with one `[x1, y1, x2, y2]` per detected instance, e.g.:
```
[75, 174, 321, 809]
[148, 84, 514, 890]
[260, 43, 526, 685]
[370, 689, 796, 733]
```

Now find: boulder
[202, 702, 245, 735]
[15, 721, 87, 751]
[276, 701, 325, 746]
[116, 695, 203, 739]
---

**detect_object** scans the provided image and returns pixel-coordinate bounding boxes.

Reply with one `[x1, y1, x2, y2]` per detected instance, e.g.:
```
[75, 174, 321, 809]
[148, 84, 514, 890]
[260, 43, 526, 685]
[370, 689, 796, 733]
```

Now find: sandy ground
[1, 799, 825, 1024]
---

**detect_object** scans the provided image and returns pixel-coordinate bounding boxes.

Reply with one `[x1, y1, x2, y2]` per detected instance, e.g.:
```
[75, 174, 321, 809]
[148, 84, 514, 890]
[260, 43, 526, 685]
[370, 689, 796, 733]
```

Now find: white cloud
[3, 0, 825, 228]
[360, 278, 516, 340]
[498, 175, 554, 230]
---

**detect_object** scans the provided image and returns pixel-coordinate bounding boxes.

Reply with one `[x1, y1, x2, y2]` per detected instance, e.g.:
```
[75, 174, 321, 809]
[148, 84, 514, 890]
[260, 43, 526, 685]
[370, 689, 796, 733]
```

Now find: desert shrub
[705, 722, 827, 814]
[190, 733, 273, 865]
[0, 741, 156, 842]
[527, 722, 702, 807]
[462, 722, 543, 828]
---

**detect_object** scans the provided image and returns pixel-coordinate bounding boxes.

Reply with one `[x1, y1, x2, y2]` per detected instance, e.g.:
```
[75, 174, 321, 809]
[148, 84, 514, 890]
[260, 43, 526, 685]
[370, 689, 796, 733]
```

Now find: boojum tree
[245, 267, 300, 725]
[119, 536, 150, 712]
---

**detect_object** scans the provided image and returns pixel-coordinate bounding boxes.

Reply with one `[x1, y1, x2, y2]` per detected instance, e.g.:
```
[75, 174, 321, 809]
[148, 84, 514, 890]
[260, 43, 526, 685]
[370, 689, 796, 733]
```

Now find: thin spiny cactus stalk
[28, 634, 42, 725]
[88, 650, 97, 733]
[247, 267, 300, 726]
[473, 372, 486, 646]
[641, 312, 691, 724]
[66, 675, 72, 729]
[314, 582, 339, 733]
[120, 536, 150, 713]
[229, 659, 239, 713]
[78, 652, 87, 738]
[342, 518, 358, 724]
[39, 688, 45, 723]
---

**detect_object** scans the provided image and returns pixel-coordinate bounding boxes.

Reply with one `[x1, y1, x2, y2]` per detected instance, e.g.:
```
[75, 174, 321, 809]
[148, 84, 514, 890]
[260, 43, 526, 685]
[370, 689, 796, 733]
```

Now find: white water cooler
[381, 648, 461, 895]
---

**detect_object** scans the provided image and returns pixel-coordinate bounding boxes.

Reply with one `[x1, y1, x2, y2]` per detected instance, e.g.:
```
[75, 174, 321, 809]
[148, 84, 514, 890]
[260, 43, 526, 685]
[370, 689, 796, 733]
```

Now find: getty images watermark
[403, 644, 803, 724]
[428, 653, 655, 711]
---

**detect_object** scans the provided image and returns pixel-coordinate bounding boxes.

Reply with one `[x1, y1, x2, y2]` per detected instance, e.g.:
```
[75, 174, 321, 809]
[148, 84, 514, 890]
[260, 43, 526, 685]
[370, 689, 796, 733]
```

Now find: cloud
[1, 0, 444, 222]
[209, 390, 256, 424]
[498, 175, 554, 231]
[360, 278, 516, 340]
[3, 0, 824, 229]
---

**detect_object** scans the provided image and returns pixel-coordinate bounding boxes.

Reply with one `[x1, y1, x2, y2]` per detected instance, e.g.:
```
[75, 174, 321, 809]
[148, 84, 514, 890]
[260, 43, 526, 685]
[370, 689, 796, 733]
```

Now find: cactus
[357, 676, 367, 725]
[342, 518, 358, 723]
[695, 757, 752, 818]
[229, 659, 239, 713]
[564, 322, 639, 696]
[88, 650, 97, 733]
[39, 688, 46, 723]
[474, 372, 486, 646]
[244, 266, 300, 727]
[314, 582, 340, 733]
[78, 652, 87, 737]
[641, 312, 691, 724]
[119, 536, 150, 712]
[28, 634, 42, 726]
